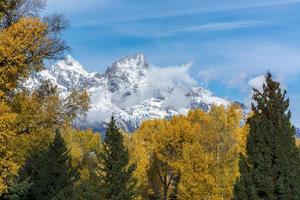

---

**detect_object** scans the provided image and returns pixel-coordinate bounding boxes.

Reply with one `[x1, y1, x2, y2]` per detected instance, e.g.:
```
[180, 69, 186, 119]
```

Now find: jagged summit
[26, 54, 234, 132]
[107, 54, 148, 73]
[104, 54, 149, 93]
[50, 55, 89, 76]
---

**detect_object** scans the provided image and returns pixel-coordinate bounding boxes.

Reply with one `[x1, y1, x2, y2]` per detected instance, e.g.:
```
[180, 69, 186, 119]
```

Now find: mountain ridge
[25, 54, 242, 132]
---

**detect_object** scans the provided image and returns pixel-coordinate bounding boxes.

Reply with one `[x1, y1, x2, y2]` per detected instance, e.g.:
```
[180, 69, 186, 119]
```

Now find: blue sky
[46, 0, 300, 126]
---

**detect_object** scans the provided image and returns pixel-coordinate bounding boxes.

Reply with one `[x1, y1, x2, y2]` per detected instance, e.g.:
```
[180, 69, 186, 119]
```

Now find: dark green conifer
[98, 116, 137, 200]
[233, 72, 300, 200]
[18, 129, 79, 200]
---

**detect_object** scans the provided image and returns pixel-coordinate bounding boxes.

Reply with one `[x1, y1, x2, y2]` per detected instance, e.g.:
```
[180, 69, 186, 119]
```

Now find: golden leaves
[0, 99, 18, 194]
[0, 17, 50, 93]
[131, 105, 248, 200]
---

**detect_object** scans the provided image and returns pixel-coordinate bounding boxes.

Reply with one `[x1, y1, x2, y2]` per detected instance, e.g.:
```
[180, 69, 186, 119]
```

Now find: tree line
[1, 0, 300, 199]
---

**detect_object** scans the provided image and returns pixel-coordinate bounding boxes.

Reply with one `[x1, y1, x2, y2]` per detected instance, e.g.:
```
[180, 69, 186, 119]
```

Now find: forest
[1, 0, 300, 200]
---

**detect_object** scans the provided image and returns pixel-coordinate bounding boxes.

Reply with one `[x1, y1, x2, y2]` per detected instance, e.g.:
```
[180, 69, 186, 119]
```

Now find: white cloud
[147, 62, 196, 90]
[248, 75, 265, 92]
[198, 69, 217, 86]
[158, 21, 266, 37]
[116, 62, 197, 111]
[146, 62, 197, 111]
[85, 90, 113, 125]
[69, 0, 300, 25]
[224, 71, 250, 92]
[162, 87, 189, 111]
[114, 21, 266, 38]
[196, 41, 300, 91]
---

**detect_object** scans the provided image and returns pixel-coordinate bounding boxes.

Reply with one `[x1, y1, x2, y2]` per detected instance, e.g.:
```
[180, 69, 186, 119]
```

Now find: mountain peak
[65, 55, 77, 65]
[104, 54, 149, 92]
[50, 55, 88, 76]
[107, 54, 149, 74]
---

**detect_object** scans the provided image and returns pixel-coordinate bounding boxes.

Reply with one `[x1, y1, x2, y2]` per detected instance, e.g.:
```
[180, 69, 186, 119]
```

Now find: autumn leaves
[129, 106, 248, 199]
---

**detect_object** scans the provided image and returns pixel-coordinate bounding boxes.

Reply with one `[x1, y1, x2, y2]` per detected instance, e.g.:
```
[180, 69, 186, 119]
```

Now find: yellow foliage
[63, 127, 102, 183]
[131, 117, 192, 199]
[9, 81, 91, 166]
[0, 97, 18, 195]
[0, 4, 71, 197]
[0, 16, 62, 195]
[0, 17, 50, 93]
[131, 105, 248, 200]
[179, 106, 247, 200]
[8, 86, 61, 165]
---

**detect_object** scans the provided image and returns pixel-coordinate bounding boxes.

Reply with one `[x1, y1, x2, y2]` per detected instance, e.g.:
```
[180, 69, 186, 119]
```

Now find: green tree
[17, 129, 80, 200]
[98, 116, 137, 200]
[3, 179, 31, 200]
[233, 72, 300, 200]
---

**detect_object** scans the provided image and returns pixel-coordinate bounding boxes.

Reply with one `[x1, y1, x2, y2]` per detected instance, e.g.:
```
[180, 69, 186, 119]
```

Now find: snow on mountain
[105, 54, 149, 93]
[26, 54, 234, 132]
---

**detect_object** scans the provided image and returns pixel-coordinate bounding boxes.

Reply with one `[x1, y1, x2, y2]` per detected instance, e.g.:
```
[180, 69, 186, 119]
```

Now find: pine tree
[3, 179, 31, 200]
[18, 129, 80, 200]
[98, 116, 137, 200]
[233, 72, 300, 200]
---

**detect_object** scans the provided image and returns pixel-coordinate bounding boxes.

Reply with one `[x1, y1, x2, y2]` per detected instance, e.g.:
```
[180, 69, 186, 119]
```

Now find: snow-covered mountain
[25, 54, 238, 132]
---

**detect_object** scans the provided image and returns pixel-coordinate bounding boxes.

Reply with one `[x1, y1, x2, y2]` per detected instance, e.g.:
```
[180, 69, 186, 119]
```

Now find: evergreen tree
[3, 179, 31, 200]
[17, 129, 80, 200]
[98, 116, 137, 200]
[233, 72, 300, 200]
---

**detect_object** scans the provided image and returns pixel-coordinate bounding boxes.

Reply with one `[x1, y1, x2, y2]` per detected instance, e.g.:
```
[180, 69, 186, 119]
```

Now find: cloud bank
[117, 62, 197, 111]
